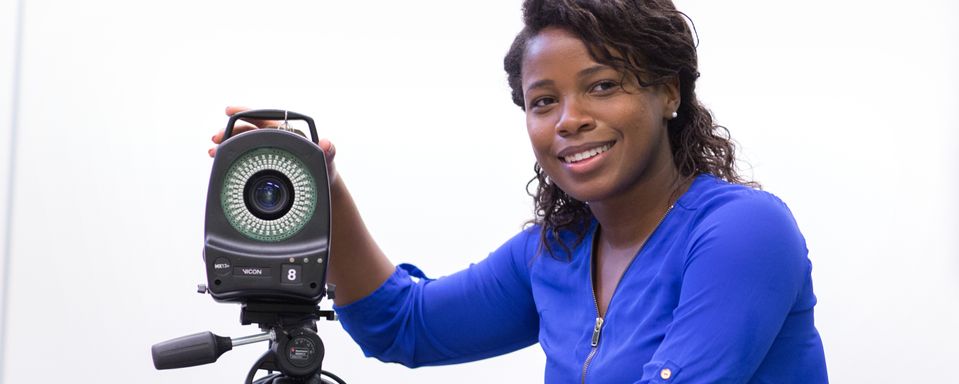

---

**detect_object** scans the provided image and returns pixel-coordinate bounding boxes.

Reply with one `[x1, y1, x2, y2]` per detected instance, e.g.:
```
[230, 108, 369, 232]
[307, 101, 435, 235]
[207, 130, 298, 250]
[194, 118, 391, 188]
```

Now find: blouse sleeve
[640, 192, 812, 383]
[333, 228, 541, 367]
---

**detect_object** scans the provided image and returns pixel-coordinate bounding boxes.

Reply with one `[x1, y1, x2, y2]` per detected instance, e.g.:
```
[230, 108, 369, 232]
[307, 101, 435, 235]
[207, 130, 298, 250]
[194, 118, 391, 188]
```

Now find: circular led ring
[221, 148, 317, 242]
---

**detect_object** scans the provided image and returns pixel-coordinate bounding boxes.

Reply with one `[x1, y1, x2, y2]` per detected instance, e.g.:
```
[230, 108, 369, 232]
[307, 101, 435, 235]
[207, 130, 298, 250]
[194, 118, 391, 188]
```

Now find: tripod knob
[326, 284, 335, 300]
[273, 328, 325, 378]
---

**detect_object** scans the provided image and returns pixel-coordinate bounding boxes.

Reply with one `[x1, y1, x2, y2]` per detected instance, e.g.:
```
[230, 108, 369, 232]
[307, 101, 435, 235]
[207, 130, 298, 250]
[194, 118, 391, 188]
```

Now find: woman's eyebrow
[524, 65, 613, 95]
[524, 79, 554, 96]
[578, 64, 612, 79]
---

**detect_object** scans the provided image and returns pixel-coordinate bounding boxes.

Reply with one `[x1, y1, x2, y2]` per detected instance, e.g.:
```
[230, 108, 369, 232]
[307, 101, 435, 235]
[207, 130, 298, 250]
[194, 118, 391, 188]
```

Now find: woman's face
[521, 27, 679, 204]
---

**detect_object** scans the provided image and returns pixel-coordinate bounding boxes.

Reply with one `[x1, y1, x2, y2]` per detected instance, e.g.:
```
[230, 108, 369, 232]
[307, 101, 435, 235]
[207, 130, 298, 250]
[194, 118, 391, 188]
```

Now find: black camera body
[203, 111, 331, 305]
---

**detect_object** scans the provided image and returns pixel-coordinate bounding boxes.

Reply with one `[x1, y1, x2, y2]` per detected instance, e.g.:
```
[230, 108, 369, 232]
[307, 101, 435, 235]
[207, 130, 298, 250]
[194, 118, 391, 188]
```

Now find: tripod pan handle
[152, 331, 233, 370]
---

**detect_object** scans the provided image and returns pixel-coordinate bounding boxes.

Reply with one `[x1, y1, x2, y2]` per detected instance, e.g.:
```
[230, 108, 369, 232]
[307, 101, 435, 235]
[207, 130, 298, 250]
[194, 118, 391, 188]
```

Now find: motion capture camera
[152, 110, 345, 384]
[204, 109, 331, 305]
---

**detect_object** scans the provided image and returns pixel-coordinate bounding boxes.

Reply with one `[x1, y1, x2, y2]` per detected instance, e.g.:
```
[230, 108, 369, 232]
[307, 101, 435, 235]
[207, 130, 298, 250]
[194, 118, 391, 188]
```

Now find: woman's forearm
[326, 176, 396, 306]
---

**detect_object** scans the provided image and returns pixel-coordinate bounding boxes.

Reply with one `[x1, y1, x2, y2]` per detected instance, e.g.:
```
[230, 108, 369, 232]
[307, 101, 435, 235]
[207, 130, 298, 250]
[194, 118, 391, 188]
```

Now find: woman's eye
[532, 97, 556, 108]
[591, 80, 619, 93]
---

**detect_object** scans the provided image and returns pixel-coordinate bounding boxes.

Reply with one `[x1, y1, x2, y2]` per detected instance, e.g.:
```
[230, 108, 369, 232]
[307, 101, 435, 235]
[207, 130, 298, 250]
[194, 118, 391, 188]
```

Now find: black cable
[246, 350, 274, 384]
[321, 370, 347, 384]
[242, 344, 344, 384]
[252, 373, 283, 384]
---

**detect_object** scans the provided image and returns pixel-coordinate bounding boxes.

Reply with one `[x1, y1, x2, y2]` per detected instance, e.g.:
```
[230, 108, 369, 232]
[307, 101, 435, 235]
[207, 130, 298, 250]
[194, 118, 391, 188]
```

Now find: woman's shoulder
[671, 175, 810, 287]
[679, 174, 793, 216]
[676, 174, 804, 242]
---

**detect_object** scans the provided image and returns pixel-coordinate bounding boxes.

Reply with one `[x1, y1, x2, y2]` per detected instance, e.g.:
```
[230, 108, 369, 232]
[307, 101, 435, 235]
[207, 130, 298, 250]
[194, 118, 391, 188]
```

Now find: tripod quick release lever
[152, 330, 274, 370]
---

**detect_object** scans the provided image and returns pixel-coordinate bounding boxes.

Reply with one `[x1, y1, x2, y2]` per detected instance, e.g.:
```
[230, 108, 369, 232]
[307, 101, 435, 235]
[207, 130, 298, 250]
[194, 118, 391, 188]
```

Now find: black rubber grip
[152, 331, 233, 370]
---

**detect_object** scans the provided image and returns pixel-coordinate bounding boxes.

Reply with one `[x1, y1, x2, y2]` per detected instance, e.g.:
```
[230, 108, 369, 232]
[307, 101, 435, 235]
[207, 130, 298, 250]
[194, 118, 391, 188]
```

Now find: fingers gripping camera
[204, 110, 331, 305]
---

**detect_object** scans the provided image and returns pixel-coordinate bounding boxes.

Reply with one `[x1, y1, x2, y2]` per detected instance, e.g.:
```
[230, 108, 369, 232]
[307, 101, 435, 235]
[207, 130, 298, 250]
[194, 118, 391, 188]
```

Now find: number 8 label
[288, 269, 297, 281]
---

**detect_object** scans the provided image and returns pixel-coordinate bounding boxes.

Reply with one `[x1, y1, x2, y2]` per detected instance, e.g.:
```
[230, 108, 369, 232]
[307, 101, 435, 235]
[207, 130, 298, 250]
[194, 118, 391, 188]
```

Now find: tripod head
[151, 299, 344, 384]
[240, 302, 333, 381]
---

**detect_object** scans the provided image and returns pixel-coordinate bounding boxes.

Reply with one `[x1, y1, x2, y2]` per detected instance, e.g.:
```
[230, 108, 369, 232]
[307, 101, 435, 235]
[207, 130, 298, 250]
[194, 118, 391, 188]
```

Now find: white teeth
[564, 143, 611, 163]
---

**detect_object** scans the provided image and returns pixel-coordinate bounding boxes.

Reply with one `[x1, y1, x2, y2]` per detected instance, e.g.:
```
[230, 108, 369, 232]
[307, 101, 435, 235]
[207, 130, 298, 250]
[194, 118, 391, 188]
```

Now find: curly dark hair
[503, 0, 758, 258]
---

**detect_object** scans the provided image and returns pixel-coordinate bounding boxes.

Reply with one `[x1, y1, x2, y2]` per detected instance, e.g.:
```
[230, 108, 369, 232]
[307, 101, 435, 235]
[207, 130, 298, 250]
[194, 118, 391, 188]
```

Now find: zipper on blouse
[581, 316, 604, 384]
[580, 203, 677, 384]
[590, 317, 604, 346]
[581, 231, 605, 384]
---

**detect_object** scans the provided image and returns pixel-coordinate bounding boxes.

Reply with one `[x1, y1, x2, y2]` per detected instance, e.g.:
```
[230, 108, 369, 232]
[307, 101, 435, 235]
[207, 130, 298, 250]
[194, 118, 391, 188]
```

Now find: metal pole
[232, 330, 276, 347]
[0, 0, 25, 382]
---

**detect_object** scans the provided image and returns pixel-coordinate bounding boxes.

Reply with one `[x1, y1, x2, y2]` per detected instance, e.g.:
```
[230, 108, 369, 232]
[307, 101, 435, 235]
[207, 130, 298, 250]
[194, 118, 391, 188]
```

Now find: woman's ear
[661, 76, 681, 119]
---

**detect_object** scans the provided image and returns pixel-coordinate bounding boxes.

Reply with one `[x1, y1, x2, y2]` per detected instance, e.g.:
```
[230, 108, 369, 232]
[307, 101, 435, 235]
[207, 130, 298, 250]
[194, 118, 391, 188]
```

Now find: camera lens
[254, 181, 282, 209]
[244, 170, 294, 220]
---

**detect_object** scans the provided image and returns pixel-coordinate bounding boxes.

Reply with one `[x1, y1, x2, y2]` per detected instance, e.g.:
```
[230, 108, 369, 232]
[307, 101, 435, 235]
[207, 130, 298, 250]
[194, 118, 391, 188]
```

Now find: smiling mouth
[560, 142, 614, 164]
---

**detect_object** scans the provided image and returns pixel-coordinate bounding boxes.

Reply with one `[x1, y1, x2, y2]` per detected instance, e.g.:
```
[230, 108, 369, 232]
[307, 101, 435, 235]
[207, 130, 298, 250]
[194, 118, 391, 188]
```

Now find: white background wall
[0, 0, 956, 383]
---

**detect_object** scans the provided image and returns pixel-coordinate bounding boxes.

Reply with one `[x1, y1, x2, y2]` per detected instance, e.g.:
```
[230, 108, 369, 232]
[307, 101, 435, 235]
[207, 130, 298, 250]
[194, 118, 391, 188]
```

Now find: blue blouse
[334, 174, 828, 383]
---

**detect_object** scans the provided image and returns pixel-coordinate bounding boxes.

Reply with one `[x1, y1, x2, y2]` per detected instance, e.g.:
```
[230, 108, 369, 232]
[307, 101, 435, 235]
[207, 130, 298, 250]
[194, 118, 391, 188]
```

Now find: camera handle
[224, 109, 320, 145]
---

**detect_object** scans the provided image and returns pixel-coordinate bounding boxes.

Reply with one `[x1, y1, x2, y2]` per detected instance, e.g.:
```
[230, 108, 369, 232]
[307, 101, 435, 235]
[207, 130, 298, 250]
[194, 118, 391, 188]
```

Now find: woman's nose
[555, 98, 596, 136]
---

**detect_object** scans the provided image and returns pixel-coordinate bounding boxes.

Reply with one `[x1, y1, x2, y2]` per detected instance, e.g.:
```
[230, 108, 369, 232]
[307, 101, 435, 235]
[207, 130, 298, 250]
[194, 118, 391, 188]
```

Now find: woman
[211, 0, 827, 382]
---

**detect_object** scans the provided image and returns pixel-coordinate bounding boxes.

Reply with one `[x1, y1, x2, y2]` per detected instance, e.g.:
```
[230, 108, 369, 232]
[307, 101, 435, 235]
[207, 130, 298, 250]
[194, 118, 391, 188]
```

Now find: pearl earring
[670, 111, 678, 119]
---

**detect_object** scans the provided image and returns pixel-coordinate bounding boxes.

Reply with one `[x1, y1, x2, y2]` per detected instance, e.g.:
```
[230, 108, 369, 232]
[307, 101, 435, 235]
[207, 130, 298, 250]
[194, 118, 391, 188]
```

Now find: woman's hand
[209, 105, 339, 186]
